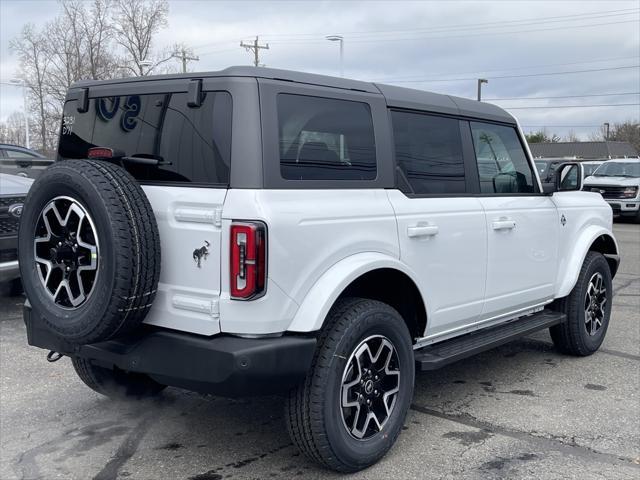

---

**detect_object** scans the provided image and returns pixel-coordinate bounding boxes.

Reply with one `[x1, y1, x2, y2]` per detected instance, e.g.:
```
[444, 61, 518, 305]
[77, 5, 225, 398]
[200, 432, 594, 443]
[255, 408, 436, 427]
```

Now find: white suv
[19, 67, 619, 472]
[583, 158, 640, 222]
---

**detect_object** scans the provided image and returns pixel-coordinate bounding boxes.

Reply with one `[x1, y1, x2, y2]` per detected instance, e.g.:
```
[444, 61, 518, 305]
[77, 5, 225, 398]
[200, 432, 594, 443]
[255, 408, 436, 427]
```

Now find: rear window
[58, 91, 232, 185]
[277, 94, 376, 181]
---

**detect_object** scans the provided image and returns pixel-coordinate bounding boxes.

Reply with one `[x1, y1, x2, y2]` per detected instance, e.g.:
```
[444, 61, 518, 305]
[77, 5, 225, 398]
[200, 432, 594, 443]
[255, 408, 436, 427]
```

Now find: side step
[414, 309, 566, 371]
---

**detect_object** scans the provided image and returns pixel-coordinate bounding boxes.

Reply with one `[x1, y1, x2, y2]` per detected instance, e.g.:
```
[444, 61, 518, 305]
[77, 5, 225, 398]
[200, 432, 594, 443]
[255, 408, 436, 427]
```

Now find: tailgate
[141, 185, 227, 335]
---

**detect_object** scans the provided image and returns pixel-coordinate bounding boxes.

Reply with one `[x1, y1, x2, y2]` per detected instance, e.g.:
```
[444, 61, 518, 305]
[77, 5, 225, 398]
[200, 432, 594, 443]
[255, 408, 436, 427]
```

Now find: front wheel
[285, 298, 415, 472]
[550, 251, 613, 356]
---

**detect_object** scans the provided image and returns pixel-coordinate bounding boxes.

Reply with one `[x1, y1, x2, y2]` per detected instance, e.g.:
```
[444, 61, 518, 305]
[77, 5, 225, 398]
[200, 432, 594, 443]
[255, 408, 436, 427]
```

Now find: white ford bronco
[19, 67, 619, 472]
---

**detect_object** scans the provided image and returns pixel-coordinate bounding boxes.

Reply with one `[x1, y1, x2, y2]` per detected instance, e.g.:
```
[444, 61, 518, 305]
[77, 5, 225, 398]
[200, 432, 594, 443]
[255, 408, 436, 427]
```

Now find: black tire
[285, 297, 415, 472]
[72, 357, 166, 398]
[18, 160, 161, 344]
[550, 252, 612, 356]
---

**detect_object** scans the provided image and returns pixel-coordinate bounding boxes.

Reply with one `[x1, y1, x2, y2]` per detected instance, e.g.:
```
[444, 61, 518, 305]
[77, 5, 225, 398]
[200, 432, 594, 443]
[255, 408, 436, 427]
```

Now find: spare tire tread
[19, 159, 161, 344]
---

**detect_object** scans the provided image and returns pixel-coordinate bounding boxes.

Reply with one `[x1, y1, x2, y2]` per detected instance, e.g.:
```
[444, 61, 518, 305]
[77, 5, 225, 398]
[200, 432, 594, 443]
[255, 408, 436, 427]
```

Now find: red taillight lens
[87, 147, 114, 159]
[230, 221, 267, 299]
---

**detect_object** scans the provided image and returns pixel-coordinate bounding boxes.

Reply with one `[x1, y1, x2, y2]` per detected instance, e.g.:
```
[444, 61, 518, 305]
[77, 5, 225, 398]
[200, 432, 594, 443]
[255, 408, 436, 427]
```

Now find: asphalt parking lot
[1, 223, 638, 480]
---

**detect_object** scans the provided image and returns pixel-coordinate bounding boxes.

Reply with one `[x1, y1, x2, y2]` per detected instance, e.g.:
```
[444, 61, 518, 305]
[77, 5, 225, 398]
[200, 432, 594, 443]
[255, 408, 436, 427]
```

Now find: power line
[504, 103, 640, 109]
[485, 92, 640, 101]
[370, 55, 639, 82]
[267, 18, 639, 45]
[384, 65, 639, 83]
[190, 8, 638, 50]
[261, 8, 639, 38]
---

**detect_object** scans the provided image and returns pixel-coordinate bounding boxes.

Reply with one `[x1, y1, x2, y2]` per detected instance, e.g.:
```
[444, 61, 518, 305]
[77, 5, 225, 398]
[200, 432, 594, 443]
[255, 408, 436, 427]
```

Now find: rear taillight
[87, 147, 114, 159]
[230, 221, 267, 299]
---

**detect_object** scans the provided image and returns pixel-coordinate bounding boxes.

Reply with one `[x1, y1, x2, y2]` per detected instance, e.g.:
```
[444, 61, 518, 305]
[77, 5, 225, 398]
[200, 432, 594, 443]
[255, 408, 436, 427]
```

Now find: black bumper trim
[24, 305, 316, 397]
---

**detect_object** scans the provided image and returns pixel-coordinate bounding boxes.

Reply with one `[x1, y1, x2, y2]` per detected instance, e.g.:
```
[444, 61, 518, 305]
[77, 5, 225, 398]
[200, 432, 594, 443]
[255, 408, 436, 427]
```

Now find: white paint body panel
[141, 186, 226, 335]
[477, 195, 559, 317]
[139, 185, 616, 340]
[386, 191, 487, 337]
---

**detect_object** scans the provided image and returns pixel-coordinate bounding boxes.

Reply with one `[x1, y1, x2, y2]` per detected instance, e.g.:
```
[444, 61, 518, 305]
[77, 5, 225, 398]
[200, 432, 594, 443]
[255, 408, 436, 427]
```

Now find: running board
[414, 309, 566, 371]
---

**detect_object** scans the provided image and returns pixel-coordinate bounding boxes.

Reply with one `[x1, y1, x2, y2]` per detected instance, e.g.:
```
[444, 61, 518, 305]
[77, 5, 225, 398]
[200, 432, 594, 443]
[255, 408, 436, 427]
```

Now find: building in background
[529, 141, 638, 160]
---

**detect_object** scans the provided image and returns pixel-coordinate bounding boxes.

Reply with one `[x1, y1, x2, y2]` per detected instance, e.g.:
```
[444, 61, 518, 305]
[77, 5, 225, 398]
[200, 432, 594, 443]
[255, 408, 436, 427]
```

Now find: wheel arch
[286, 252, 427, 340]
[556, 227, 619, 298]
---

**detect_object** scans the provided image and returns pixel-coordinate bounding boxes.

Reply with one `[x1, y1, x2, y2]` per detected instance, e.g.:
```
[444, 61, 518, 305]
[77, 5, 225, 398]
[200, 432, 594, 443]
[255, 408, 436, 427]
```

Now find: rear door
[386, 110, 487, 339]
[58, 82, 234, 335]
[468, 121, 559, 319]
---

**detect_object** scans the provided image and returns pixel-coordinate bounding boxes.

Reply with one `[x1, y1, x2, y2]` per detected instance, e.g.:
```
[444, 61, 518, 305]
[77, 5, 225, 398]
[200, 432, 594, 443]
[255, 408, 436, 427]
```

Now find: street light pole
[326, 35, 344, 77]
[477, 78, 488, 102]
[10, 79, 29, 148]
[603, 122, 610, 141]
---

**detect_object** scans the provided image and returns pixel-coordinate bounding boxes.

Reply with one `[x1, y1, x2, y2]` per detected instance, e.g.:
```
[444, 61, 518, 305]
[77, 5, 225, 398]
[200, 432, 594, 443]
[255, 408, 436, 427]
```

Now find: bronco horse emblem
[193, 240, 210, 268]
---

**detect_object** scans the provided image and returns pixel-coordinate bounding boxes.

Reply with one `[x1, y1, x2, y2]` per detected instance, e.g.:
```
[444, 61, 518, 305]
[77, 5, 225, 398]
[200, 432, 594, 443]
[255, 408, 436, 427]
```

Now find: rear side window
[391, 111, 466, 194]
[58, 91, 232, 185]
[470, 122, 536, 194]
[277, 94, 376, 181]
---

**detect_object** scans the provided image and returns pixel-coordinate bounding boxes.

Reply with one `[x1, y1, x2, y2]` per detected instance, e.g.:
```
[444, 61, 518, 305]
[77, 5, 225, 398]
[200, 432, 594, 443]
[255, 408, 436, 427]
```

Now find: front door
[468, 121, 559, 319]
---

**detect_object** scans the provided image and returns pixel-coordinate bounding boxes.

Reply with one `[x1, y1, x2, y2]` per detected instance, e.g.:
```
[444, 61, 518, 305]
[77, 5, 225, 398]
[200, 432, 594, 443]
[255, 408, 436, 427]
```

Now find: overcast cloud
[1, 0, 638, 139]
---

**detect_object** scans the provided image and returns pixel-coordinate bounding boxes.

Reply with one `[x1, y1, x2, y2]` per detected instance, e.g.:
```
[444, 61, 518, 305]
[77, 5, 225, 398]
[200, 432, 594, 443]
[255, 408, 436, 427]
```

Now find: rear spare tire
[18, 160, 161, 344]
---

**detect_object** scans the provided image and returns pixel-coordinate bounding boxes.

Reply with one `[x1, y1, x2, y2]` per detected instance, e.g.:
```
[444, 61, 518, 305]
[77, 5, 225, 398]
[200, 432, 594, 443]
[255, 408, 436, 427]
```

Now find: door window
[391, 111, 466, 194]
[470, 122, 537, 193]
[277, 94, 376, 181]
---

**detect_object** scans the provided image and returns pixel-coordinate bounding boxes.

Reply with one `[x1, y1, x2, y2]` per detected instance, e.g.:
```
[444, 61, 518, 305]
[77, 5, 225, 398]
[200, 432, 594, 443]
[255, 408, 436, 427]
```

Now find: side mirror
[542, 162, 582, 194]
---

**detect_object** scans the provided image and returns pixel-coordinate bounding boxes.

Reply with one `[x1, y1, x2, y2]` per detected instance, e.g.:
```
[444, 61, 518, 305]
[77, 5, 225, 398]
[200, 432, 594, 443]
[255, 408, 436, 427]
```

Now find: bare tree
[10, 24, 50, 152]
[564, 130, 579, 142]
[112, 0, 172, 76]
[0, 112, 27, 146]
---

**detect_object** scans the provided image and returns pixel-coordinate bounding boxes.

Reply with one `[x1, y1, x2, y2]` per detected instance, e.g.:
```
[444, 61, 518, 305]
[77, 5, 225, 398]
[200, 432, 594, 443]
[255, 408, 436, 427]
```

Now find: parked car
[0, 173, 33, 295]
[581, 160, 605, 179]
[583, 158, 640, 222]
[0, 144, 54, 179]
[19, 67, 619, 472]
[534, 158, 564, 182]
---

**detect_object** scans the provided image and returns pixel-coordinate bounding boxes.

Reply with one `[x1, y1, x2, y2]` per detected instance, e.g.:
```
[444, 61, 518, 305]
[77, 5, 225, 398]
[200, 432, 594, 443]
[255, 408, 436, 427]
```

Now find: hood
[0, 173, 34, 197]
[583, 175, 640, 187]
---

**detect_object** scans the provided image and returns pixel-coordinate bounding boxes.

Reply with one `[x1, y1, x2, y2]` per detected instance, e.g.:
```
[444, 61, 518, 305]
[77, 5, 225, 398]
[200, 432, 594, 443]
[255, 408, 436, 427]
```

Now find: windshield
[582, 163, 602, 176]
[592, 162, 640, 178]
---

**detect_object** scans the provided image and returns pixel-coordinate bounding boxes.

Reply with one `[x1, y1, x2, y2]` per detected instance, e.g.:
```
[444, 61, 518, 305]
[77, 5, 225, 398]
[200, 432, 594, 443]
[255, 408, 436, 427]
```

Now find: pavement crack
[410, 403, 639, 468]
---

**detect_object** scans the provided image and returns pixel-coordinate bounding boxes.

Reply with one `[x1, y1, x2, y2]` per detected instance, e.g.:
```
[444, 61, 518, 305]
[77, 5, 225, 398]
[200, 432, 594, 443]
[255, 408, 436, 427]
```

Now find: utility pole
[603, 122, 610, 141]
[9, 79, 29, 148]
[326, 35, 344, 77]
[477, 78, 488, 101]
[240, 36, 269, 67]
[172, 48, 199, 73]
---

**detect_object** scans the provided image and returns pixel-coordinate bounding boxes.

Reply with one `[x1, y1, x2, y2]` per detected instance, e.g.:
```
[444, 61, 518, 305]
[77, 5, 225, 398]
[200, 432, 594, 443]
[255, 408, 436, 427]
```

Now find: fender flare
[556, 225, 619, 298]
[287, 252, 424, 333]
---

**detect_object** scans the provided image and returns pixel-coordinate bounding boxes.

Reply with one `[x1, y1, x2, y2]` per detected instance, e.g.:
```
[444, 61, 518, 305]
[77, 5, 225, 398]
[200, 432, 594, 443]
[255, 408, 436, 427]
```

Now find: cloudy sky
[1, 0, 638, 140]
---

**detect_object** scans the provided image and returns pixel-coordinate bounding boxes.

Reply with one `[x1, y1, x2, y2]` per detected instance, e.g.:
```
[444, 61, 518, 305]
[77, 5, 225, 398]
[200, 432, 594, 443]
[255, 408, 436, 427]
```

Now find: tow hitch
[47, 351, 64, 363]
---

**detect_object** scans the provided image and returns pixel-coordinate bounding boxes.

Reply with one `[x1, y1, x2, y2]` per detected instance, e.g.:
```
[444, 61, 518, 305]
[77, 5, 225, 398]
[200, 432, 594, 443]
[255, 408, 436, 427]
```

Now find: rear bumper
[24, 304, 316, 397]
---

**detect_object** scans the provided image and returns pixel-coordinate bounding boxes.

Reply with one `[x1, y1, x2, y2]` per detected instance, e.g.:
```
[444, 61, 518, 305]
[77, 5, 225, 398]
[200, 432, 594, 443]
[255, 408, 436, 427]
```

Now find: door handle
[492, 218, 516, 230]
[407, 224, 439, 238]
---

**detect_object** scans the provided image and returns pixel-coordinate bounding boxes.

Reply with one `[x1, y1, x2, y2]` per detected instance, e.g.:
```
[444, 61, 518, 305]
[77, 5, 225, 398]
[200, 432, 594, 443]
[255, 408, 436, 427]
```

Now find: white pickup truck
[583, 158, 640, 222]
[19, 67, 619, 472]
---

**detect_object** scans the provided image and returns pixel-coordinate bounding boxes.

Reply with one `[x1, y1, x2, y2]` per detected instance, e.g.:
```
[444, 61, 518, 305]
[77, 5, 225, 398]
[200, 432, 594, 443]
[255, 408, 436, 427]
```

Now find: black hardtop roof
[70, 66, 514, 123]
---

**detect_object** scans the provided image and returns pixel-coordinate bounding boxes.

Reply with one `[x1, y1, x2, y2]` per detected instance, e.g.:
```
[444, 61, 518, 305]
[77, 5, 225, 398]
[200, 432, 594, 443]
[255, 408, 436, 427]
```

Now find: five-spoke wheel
[340, 335, 400, 440]
[34, 196, 99, 308]
[584, 272, 607, 336]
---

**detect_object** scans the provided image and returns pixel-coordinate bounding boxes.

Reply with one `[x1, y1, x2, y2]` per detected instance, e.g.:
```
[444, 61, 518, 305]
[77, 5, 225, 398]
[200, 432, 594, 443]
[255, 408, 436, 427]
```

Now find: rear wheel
[550, 252, 612, 356]
[72, 357, 166, 398]
[285, 297, 414, 472]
